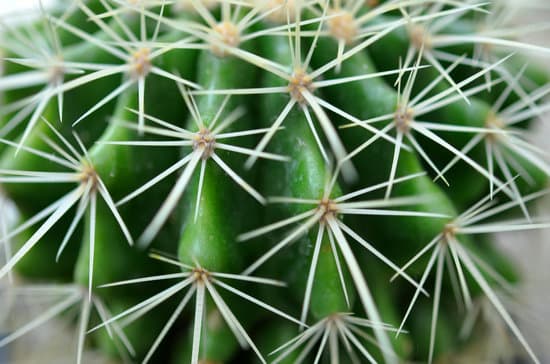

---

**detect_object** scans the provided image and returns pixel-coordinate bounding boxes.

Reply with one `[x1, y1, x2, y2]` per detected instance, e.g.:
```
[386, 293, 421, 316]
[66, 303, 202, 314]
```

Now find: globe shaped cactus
[1, 0, 550, 363]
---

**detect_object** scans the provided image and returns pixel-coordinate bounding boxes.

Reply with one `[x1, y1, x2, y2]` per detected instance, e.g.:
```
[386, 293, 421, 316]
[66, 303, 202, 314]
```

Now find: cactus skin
[1, 1, 549, 363]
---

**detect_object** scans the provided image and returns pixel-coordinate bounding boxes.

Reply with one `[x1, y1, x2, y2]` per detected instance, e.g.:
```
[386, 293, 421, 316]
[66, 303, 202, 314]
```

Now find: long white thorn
[456, 244, 540, 364]
[90, 278, 194, 333]
[313, 325, 331, 364]
[336, 172, 425, 203]
[303, 106, 329, 163]
[0, 70, 50, 91]
[428, 245, 445, 364]
[337, 220, 428, 296]
[214, 279, 303, 327]
[87, 192, 97, 301]
[49, 14, 129, 59]
[138, 76, 146, 134]
[0, 192, 65, 245]
[340, 322, 378, 364]
[151, 66, 202, 90]
[215, 143, 289, 162]
[242, 210, 324, 275]
[385, 131, 404, 200]
[238, 209, 317, 242]
[303, 92, 357, 182]
[73, 80, 134, 127]
[432, 34, 550, 57]
[94, 298, 136, 357]
[117, 153, 194, 207]
[413, 123, 512, 200]
[424, 51, 470, 105]
[245, 99, 296, 169]
[16, 87, 51, 153]
[205, 280, 266, 362]
[301, 224, 325, 325]
[97, 179, 134, 246]
[99, 273, 190, 288]
[493, 146, 531, 220]
[396, 244, 440, 337]
[0, 187, 83, 279]
[138, 151, 202, 248]
[194, 159, 207, 222]
[327, 231, 350, 309]
[56, 183, 91, 262]
[210, 272, 285, 287]
[0, 292, 81, 347]
[448, 239, 472, 310]
[76, 297, 92, 364]
[211, 153, 266, 204]
[407, 133, 450, 186]
[270, 321, 322, 358]
[191, 283, 206, 364]
[327, 218, 395, 364]
[143, 287, 195, 364]
[0, 137, 75, 170]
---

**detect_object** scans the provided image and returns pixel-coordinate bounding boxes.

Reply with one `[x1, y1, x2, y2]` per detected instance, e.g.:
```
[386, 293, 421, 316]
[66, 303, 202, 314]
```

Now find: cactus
[1, 0, 550, 363]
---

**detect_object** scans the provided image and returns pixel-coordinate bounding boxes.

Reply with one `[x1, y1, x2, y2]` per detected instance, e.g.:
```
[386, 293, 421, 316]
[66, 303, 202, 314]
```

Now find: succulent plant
[1, 0, 549, 363]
